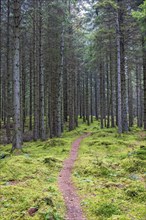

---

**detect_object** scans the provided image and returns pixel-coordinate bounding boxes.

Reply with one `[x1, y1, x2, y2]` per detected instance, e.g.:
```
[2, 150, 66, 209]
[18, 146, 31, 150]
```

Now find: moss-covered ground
[73, 123, 146, 220]
[0, 120, 146, 220]
[0, 128, 84, 220]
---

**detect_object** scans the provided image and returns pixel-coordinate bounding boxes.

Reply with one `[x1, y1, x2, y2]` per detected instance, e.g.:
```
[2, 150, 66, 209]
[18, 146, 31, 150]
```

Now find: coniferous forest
[0, 1, 146, 220]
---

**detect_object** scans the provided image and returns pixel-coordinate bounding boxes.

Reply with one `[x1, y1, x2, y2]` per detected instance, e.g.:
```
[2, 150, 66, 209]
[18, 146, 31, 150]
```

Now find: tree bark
[39, 0, 45, 140]
[0, 0, 2, 129]
[116, 3, 122, 134]
[12, 0, 22, 150]
[56, 24, 65, 136]
[142, 36, 146, 130]
[33, 0, 39, 140]
[6, 0, 11, 143]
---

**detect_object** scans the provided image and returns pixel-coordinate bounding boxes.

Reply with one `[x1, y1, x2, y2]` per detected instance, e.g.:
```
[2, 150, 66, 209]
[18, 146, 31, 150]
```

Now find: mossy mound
[94, 203, 121, 218]
[135, 146, 146, 160]
[43, 138, 68, 149]
[0, 152, 10, 159]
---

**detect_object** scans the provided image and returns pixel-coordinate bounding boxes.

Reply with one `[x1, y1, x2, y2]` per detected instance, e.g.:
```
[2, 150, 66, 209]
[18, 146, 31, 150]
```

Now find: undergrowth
[0, 128, 83, 220]
[73, 123, 146, 220]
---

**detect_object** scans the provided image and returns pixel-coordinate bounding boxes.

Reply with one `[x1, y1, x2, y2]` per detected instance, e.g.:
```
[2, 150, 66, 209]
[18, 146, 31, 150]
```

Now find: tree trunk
[116, 4, 122, 134]
[0, 0, 2, 129]
[12, 0, 22, 150]
[100, 61, 104, 129]
[109, 41, 115, 127]
[136, 63, 142, 127]
[33, 0, 39, 140]
[142, 36, 146, 130]
[82, 72, 86, 123]
[90, 73, 93, 123]
[6, 0, 11, 143]
[56, 24, 64, 137]
[94, 71, 99, 120]
[118, 1, 128, 132]
[86, 71, 90, 126]
[29, 49, 33, 131]
[128, 65, 133, 127]
[106, 59, 110, 128]
[39, 0, 45, 140]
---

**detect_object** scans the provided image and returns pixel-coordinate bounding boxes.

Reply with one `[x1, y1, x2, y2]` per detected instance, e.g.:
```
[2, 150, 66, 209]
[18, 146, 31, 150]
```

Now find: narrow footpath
[58, 133, 90, 220]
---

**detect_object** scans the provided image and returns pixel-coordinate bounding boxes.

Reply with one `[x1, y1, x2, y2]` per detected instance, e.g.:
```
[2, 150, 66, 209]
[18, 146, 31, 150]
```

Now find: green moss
[0, 128, 83, 220]
[125, 184, 146, 201]
[0, 151, 10, 159]
[43, 138, 68, 149]
[72, 124, 146, 220]
[135, 146, 146, 160]
[94, 203, 121, 218]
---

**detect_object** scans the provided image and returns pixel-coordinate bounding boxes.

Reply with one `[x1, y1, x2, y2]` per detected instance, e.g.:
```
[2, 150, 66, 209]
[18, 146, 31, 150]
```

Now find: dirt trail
[58, 133, 90, 220]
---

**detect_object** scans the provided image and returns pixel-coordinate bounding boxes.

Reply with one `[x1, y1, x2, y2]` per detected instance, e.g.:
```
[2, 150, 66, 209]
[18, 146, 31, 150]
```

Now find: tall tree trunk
[103, 61, 106, 128]
[106, 60, 110, 128]
[90, 73, 93, 123]
[86, 71, 90, 126]
[109, 41, 115, 127]
[74, 65, 78, 127]
[6, 0, 11, 143]
[136, 63, 142, 127]
[12, 0, 22, 150]
[82, 72, 86, 123]
[0, 0, 2, 129]
[21, 35, 26, 133]
[128, 66, 133, 127]
[68, 28, 75, 131]
[94, 71, 99, 120]
[63, 65, 68, 123]
[142, 36, 146, 130]
[68, 58, 75, 130]
[56, 24, 64, 136]
[39, 0, 45, 140]
[100, 61, 104, 129]
[119, 1, 128, 132]
[29, 49, 33, 131]
[33, 0, 39, 140]
[116, 3, 122, 134]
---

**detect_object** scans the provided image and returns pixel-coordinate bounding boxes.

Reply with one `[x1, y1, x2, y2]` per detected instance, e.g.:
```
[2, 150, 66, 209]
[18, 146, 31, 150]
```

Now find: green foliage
[132, 0, 146, 21]
[94, 0, 117, 10]
[132, 0, 146, 34]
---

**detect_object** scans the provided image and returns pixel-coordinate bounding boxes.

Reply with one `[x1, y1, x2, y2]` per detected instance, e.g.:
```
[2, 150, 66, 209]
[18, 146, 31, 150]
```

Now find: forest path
[58, 133, 90, 220]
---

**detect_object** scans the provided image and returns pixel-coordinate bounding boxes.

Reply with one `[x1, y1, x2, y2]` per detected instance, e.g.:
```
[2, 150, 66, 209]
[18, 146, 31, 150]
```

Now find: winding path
[58, 133, 90, 220]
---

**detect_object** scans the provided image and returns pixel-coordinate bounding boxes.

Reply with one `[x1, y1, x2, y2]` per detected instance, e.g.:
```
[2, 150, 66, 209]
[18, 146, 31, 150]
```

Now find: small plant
[99, 166, 111, 176]
[44, 208, 64, 220]
[43, 139, 67, 148]
[122, 158, 146, 173]
[95, 203, 121, 217]
[125, 185, 146, 201]
[135, 146, 146, 160]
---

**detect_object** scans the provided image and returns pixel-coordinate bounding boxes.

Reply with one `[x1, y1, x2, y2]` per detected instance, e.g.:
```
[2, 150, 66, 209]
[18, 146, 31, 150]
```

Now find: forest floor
[0, 120, 146, 220]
